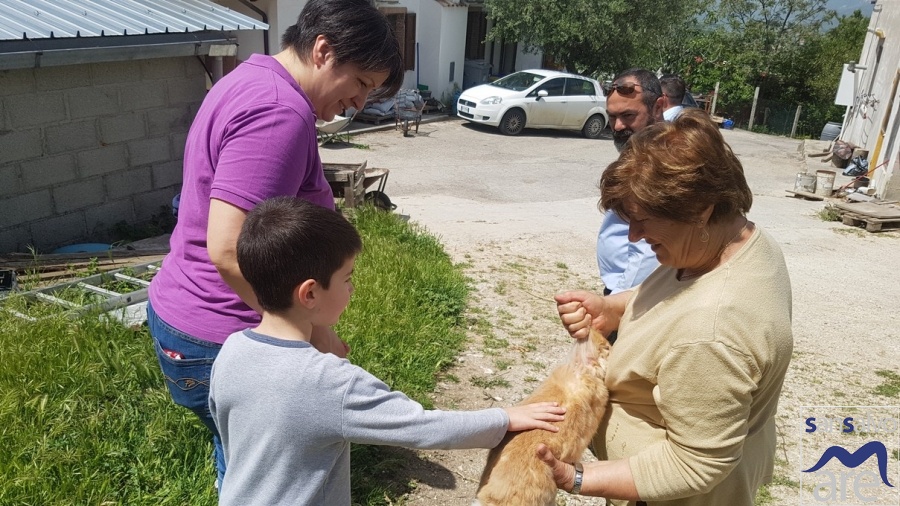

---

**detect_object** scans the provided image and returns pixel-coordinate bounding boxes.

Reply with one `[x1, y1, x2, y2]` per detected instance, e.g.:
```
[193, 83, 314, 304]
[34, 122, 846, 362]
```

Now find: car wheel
[499, 109, 525, 136]
[582, 115, 606, 139]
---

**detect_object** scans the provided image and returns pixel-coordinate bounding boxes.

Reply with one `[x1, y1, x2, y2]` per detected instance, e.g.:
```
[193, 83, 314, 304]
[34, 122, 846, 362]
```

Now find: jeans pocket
[152, 336, 216, 421]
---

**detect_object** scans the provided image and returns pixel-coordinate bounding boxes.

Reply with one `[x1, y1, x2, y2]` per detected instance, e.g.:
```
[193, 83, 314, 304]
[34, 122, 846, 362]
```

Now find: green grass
[874, 369, 900, 397]
[816, 203, 842, 222]
[471, 376, 511, 389]
[0, 206, 470, 506]
[0, 311, 216, 505]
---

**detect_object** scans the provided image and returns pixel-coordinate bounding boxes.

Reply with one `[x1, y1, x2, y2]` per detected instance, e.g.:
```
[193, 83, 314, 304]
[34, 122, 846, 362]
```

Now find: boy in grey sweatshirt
[209, 197, 566, 505]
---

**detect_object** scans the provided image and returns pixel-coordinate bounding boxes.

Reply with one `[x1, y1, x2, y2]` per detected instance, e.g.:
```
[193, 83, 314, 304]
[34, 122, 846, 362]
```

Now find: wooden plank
[785, 189, 824, 201]
[1, 248, 168, 264]
[1, 254, 166, 276]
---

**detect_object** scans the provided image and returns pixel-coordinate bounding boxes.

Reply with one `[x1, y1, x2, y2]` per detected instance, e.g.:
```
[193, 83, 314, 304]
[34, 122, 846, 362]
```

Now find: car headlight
[480, 96, 502, 105]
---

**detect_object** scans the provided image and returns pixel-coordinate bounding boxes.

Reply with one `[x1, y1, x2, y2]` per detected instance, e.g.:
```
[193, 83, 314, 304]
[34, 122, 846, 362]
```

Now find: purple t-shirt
[149, 54, 334, 344]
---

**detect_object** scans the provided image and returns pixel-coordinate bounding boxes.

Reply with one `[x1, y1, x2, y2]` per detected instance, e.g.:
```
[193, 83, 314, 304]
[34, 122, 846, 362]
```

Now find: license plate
[459, 105, 470, 114]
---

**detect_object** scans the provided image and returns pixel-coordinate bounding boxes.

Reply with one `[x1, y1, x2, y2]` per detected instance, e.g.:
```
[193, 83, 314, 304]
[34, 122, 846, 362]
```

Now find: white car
[457, 69, 608, 138]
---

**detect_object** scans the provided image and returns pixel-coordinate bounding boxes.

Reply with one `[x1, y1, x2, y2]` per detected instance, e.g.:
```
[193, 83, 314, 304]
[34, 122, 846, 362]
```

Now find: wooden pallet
[353, 112, 394, 125]
[840, 212, 900, 232]
[834, 201, 900, 232]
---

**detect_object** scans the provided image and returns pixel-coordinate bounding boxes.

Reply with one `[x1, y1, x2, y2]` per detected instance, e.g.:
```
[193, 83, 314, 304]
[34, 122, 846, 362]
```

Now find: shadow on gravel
[353, 445, 458, 503]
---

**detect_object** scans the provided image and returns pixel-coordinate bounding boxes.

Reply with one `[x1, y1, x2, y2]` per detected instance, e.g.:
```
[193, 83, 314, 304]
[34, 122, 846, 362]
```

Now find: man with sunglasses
[597, 69, 664, 343]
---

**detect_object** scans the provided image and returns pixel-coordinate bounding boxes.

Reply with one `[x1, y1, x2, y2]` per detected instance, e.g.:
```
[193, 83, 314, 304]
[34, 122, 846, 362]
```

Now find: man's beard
[613, 115, 658, 152]
[613, 129, 633, 152]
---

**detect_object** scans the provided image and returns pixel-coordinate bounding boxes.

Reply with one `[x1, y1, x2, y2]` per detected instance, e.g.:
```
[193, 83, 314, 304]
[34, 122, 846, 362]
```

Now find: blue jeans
[146, 302, 225, 486]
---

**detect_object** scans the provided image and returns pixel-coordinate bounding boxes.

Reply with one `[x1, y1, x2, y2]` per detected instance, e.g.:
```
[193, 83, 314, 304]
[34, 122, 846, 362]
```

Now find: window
[565, 78, 596, 97]
[532, 78, 565, 97]
[465, 10, 488, 60]
[382, 8, 416, 71]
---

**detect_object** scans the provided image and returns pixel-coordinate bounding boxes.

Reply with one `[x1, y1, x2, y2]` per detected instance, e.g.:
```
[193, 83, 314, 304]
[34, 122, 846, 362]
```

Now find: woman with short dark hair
[540, 108, 793, 506]
[146, 0, 404, 487]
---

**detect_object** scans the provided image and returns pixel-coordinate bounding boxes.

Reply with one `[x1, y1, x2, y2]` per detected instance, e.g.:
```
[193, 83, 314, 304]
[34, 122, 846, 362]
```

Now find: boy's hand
[504, 402, 565, 432]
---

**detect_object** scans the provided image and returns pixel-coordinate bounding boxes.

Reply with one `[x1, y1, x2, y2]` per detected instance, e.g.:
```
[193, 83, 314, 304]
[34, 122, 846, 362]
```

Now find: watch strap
[570, 461, 584, 495]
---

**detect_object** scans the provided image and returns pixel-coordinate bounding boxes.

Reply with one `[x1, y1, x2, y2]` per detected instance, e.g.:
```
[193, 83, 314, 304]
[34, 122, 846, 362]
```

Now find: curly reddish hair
[599, 108, 752, 225]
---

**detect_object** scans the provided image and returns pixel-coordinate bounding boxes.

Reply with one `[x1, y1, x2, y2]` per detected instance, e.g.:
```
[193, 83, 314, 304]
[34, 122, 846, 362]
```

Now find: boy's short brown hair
[237, 197, 362, 312]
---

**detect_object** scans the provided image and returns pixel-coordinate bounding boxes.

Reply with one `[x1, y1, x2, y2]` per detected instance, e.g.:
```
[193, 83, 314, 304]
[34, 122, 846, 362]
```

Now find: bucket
[794, 172, 816, 193]
[723, 119, 734, 130]
[815, 170, 836, 197]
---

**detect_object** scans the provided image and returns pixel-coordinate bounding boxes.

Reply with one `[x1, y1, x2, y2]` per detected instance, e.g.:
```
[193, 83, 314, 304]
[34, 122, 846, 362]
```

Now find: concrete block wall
[0, 57, 207, 253]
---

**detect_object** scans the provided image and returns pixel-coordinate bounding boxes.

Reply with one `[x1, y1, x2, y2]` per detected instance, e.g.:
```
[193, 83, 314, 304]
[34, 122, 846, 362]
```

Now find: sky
[827, 0, 875, 17]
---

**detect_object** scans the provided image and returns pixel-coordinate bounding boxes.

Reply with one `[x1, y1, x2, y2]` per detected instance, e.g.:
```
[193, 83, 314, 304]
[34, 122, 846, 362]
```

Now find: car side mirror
[537, 90, 549, 100]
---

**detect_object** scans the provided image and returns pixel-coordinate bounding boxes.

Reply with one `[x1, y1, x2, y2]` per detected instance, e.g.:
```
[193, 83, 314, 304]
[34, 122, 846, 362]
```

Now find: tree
[801, 10, 869, 102]
[483, 0, 700, 77]
[791, 10, 869, 134]
[676, 0, 842, 127]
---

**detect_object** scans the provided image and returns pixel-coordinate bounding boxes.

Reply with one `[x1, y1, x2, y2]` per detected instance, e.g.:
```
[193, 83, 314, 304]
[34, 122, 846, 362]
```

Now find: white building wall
[416, 0, 444, 97]
[217, 0, 489, 106]
[842, 0, 900, 199]
[876, 82, 900, 199]
[438, 7, 468, 101]
[515, 47, 542, 71]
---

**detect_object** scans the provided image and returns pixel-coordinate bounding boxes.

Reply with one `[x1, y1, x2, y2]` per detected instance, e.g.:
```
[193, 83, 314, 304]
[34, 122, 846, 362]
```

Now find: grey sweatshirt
[209, 329, 508, 505]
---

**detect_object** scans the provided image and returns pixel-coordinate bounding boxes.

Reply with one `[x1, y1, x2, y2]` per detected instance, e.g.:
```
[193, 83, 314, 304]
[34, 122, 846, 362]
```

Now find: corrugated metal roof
[0, 0, 267, 41]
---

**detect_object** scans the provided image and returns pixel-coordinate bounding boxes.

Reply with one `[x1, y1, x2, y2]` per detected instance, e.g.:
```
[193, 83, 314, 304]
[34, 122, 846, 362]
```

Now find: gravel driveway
[323, 118, 900, 505]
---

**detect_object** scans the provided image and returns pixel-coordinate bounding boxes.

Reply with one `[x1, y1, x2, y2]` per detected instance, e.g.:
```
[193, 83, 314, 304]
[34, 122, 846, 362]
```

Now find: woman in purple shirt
[146, 0, 404, 486]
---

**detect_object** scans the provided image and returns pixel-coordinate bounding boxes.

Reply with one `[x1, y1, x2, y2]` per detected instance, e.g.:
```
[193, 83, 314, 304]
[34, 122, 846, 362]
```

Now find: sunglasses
[603, 82, 643, 97]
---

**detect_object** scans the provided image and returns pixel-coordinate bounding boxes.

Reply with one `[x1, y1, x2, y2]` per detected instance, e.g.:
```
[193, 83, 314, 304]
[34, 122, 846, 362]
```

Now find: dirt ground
[322, 119, 900, 505]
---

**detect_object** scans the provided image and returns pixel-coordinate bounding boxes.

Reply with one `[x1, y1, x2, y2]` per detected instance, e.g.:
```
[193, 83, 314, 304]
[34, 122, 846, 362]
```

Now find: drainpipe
[238, 0, 270, 55]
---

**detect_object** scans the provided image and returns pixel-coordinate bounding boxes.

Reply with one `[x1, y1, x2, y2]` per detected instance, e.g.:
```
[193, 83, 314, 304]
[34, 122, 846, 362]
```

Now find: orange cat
[474, 329, 610, 506]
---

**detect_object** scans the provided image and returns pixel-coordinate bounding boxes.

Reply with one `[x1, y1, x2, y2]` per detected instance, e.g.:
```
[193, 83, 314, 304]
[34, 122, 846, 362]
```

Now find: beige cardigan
[596, 226, 793, 506]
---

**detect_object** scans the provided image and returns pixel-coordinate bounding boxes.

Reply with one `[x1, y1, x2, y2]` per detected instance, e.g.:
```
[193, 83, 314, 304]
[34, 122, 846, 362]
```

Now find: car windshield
[490, 72, 545, 92]
[682, 91, 700, 108]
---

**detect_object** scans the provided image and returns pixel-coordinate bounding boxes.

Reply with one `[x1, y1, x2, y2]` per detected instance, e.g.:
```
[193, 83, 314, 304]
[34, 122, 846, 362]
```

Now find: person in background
[539, 109, 793, 506]
[210, 196, 566, 505]
[659, 74, 686, 121]
[146, 0, 404, 486]
[596, 68, 664, 342]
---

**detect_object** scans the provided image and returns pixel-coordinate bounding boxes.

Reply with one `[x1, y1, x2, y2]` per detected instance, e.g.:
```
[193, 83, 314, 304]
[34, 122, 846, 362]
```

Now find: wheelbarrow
[322, 161, 395, 210]
[315, 115, 353, 145]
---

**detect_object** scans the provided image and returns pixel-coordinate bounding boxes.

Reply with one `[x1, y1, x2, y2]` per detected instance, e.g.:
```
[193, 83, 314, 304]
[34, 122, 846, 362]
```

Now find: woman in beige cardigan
[540, 108, 793, 506]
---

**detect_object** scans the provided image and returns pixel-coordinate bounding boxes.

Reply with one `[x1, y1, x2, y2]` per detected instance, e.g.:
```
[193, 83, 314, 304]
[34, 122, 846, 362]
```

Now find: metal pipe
[238, 0, 270, 55]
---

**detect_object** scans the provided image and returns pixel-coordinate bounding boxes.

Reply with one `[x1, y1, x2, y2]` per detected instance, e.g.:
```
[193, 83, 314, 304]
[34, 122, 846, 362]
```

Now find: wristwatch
[570, 461, 584, 495]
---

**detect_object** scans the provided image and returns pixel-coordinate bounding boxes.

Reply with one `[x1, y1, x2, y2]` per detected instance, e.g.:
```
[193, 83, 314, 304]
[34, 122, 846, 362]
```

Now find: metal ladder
[0, 260, 161, 326]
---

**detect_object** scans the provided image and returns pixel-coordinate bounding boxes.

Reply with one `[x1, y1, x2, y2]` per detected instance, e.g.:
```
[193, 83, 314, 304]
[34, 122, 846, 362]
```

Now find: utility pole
[748, 86, 760, 130]
[710, 81, 719, 117]
[790, 104, 802, 138]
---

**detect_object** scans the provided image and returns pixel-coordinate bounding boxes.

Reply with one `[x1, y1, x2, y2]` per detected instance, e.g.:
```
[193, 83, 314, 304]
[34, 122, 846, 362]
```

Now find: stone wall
[0, 57, 207, 253]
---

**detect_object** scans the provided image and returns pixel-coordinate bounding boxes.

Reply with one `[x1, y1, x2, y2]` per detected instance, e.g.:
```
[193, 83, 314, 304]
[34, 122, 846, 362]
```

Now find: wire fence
[723, 96, 838, 139]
